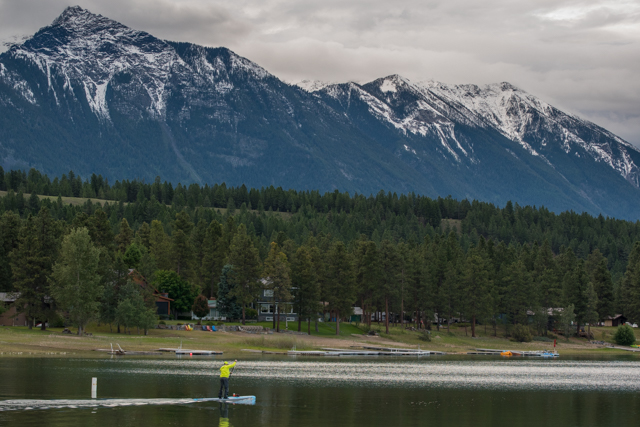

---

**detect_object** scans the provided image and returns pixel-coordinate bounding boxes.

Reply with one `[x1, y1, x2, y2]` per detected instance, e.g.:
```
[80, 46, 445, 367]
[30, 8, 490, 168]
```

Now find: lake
[1, 355, 640, 426]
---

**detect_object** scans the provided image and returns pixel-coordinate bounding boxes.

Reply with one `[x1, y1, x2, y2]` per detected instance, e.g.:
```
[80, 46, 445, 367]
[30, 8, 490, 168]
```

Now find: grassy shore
[1, 321, 638, 358]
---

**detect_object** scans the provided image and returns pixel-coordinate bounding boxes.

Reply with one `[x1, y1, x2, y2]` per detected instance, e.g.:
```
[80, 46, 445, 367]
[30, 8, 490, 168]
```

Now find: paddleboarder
[218, 360, 237, 399]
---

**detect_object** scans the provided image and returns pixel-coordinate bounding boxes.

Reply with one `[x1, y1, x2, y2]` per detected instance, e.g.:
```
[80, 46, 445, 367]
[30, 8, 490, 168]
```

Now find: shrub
[158, 320, 166, 325]
[614, 325, 637, 346]
[532, 336, 553, 342]
[511, 324, 533, 342]
[49, 312, 66, 328]
[245, 308, 258, 319]
[419, 330, 431, 342]
[546, 332, 558, 340]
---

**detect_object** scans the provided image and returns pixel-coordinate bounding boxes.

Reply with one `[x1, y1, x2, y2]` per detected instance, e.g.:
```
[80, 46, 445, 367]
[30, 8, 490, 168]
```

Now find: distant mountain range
[1, 6, 639, 219]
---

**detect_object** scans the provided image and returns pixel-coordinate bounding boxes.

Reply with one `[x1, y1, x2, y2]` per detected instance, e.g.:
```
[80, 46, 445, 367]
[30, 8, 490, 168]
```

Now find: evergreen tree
[201, 220, 225, 298]
[0, 211, 21, 291]
[262, 242, 292, 332]
[115, 218, 133, 253]
[325, 241, 356, 335]
[172, 212, 195, 280]
[378, 240, 401, 334]
[227, 224, 262, 324]
[620, 242, 640, 323]
[462, 249, 493, 337]
[149, 220, 171, 268]
[136, 222, 151, 248]
[353, 239, 380, 328]
[10, 208, 59, 329]
[586, 250, 614, 321]
[50, 227, 103, 335]
[291, 245, 320, 334]
[217, 264, 242, 320]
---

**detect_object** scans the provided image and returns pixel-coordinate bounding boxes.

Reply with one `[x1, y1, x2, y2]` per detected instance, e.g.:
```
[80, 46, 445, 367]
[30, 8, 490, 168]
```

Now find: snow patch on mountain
[0, 63, 36, 105]
[295, 80, 333, 92]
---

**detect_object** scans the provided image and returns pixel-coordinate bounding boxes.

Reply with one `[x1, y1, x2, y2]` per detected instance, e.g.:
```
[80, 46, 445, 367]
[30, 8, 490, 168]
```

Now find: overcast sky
[1, 0, 639, 146]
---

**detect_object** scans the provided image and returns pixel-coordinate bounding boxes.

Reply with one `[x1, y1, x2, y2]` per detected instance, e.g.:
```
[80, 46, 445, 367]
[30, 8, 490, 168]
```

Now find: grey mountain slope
[1, 6, 639, 219]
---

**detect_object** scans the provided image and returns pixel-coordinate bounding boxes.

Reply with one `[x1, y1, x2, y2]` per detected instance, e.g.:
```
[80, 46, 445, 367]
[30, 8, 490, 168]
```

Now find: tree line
[1, 167, 640, 336]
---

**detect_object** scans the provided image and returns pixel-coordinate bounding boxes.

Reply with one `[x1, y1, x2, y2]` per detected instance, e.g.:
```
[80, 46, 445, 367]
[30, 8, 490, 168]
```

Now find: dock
[287, 346, 446, 356]
[95, 344, 163, 356]
[157, 348, 223, 355]
[469, 348, 559, 357]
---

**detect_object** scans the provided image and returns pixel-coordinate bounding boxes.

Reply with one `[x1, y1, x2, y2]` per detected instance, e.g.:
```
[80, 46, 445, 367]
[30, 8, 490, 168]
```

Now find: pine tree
[10, 208, 59, 329]
[172, 212, 195, 280]
[353, 239, 380, 328]
[50, 227, 103, 335]
[585, 250, 614, 321]
[149, 220, 171, 268]
[136, 222, 151, 249]
[325, 241, 356, 335]
[217, 265, 242, 320]
[620, 242, 640, 323]
[0, 211, 21, 291]
[462, 249, 493, 337]
[378, 240, 401, 334]
[263, 242, 292, 332]
[291, 246, 320, 334]
[201, 220, 225, 298]
[227, 224, 262, 324]
[115, 218, 133, 253]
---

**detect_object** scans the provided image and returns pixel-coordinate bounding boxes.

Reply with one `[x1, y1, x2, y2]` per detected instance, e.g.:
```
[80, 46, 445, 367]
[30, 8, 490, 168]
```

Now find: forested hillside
[1, 167, 640, 335]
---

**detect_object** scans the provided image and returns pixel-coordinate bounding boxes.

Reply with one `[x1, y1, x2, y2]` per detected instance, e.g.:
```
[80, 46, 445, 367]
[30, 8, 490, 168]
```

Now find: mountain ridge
[1, 6, 639, 219]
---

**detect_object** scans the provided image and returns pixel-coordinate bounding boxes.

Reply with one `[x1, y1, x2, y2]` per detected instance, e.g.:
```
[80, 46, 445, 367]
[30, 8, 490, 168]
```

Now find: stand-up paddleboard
[0, 396, 256, 411]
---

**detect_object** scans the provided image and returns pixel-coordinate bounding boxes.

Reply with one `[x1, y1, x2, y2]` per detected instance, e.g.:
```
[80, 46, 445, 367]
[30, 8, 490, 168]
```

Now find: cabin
[127, 270, 174, 317]
[605, 314, 627, 327]
[255, 285, 298, 323]
[0, 293, 28, 327]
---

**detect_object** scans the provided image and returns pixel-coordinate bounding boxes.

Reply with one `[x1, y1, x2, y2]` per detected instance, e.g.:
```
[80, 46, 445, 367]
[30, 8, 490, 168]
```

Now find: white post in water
[91, 377, 97, 399]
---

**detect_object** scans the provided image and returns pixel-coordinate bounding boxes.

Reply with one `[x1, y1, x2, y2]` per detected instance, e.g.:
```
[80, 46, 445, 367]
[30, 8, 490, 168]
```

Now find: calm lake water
[1, 355, 640, 426]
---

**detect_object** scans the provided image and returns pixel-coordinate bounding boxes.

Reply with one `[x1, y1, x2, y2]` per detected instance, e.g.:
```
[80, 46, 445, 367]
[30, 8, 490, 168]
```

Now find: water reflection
[219, 403, 230, 427]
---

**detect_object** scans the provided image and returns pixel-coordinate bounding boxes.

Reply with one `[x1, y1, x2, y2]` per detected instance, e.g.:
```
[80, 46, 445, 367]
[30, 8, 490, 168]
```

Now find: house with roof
[604, 314, 628, 327]
[0, 293, 28, 327]
[127, 270, 174, 318]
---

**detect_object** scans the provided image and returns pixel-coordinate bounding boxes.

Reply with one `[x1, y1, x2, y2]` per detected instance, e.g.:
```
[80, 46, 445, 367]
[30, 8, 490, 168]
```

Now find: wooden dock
[157, 348, 223, 355]
[470, 348, 559, 357]
[287, 346, 446, 356]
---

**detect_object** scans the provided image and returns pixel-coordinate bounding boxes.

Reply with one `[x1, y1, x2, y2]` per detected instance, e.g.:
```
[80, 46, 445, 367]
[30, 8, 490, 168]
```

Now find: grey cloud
[0, 0, 638, 145]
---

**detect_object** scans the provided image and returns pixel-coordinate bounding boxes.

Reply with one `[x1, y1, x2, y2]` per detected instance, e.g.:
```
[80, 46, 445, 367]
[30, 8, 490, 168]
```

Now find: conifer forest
[1, 166, 640, 336]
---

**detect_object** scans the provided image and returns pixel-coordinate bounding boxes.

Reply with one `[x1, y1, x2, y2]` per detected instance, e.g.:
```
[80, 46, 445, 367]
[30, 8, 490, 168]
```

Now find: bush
[49, 312, 66, 328]
[419, 330, 431, 342]
[511, 324, 533, 342]
[453, 322, 471, 328]
[546, 332, 558, 340]
[614, 325, 637, 346]
[532, 336, 553, 342]
[245, 308, 258, 319]
[158, 320, 166, 325]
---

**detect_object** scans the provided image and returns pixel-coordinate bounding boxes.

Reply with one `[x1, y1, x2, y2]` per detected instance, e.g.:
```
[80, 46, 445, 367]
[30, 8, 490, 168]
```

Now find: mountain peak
[51, 6, 113, 30]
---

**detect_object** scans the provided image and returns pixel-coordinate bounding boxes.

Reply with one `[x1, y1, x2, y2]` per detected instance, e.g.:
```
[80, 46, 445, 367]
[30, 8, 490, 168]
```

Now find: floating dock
[157, 348, 223, 355]
[288, 346, 446, 356]
[469, 348, 559, 357]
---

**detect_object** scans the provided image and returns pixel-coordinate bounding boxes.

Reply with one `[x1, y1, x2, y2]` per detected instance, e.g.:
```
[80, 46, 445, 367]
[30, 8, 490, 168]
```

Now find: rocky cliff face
[1, 6, 639, 219]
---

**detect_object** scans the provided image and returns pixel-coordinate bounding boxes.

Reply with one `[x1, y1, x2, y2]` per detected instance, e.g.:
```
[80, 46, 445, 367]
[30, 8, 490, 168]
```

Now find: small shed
[0, 292, 28, 327]
[605, 314, 627, 327]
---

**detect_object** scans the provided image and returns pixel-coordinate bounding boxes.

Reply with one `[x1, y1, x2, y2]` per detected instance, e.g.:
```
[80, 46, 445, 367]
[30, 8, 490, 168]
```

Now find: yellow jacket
[220, 362, 236, 378]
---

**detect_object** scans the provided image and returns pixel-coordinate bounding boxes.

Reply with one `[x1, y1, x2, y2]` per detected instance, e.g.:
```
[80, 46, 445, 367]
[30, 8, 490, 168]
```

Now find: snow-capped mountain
[1, 6, 639, 219]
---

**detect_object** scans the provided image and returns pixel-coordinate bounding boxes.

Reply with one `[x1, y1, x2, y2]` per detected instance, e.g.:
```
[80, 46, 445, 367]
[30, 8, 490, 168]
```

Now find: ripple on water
[83, 359, 640, 391]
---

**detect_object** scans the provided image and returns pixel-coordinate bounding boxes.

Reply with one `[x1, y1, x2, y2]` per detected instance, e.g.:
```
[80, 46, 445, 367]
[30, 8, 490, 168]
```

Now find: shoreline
[1, 324, 637, 359]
